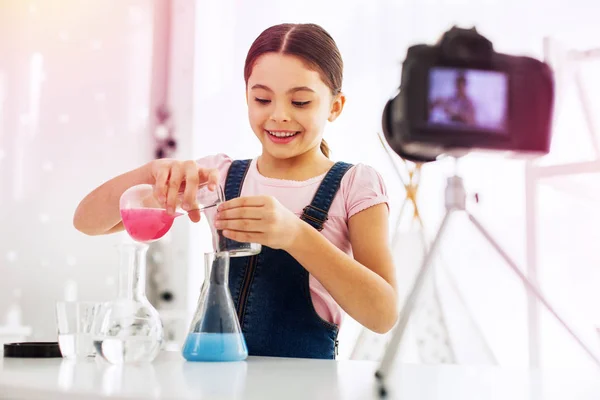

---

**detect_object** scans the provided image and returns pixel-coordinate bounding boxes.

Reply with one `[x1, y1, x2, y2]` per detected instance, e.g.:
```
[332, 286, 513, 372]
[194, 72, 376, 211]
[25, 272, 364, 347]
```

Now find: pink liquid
[121, 208, 183, 242]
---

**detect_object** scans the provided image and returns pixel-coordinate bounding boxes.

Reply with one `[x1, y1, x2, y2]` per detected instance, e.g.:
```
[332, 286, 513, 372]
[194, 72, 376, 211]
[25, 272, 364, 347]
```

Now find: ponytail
[320, 139, 330, 158]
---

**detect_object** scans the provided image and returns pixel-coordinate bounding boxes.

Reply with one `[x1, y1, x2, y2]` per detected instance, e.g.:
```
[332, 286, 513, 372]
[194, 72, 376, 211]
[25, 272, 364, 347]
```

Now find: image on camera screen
[427, 67, 508, 134]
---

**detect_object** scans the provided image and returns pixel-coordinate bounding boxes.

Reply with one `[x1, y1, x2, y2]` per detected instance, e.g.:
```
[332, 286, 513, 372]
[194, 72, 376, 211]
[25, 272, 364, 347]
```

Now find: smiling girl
[74, 23, 398, 359]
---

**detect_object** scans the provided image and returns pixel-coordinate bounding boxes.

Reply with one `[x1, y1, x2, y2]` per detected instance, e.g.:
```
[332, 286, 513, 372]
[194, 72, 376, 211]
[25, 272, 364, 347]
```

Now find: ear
[328, 93, 346, 122]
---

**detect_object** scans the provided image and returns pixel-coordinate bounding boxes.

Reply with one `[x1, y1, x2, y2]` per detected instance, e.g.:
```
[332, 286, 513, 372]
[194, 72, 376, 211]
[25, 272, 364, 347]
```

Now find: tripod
[375, 167, 600, 397]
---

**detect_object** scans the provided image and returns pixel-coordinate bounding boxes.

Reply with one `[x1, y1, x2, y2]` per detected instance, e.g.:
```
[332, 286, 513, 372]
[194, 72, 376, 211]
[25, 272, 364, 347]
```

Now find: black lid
[3, 342, 62, 358]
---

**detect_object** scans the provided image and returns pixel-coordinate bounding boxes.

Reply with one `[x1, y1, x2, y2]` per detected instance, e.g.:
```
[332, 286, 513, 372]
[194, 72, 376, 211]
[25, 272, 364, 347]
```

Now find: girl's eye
[292, 101, 311, 107]
[254, 98, 310, 107]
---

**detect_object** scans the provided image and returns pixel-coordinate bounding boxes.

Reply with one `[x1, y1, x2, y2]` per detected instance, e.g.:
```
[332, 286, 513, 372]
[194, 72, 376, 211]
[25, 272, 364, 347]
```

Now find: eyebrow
[250, 84, 315, 94]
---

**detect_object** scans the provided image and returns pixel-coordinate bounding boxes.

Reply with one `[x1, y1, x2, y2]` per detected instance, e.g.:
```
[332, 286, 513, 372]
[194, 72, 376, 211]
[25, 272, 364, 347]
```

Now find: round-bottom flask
[93, 243, 164, 364]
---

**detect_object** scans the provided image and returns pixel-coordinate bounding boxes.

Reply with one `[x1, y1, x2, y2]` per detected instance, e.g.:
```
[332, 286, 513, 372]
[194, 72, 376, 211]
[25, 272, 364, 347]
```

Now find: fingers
[215, 218, 263, 233]
[208, 169, 220, 191]
[165, 163, 183, 214]
[182, 161, 200, 211]
[187, 209, 201, 223]
[216, 207, 262, 220]
[198, 168, 220, 191]
[151, 160, 221, 216]
[154, 165, 170, 206]
[218, 196, 267, 211]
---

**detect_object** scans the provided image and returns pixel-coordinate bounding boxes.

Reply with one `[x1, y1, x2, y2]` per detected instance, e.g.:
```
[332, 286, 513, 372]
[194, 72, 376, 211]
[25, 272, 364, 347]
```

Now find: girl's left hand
[214, 196, 302, 250]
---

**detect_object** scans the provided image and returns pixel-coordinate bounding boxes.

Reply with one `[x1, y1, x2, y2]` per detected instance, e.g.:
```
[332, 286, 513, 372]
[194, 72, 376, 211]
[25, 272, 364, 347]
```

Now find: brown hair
[244, 23, 343, 158]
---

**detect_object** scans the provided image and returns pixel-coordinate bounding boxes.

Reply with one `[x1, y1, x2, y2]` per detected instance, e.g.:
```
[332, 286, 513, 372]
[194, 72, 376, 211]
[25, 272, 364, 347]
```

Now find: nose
[269, 102, 290, 123]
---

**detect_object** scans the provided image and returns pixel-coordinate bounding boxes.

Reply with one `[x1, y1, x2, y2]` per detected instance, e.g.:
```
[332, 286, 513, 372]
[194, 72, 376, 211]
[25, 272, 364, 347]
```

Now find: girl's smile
[265, 129, 302, 144]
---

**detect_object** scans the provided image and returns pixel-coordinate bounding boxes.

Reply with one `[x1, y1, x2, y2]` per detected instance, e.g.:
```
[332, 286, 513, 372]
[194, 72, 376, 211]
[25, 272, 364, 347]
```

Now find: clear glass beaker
[201, 207, 262, 257]
[93, 243, 164, 364]
[56, 301, 103, 359]
[183, 252, 248, 362]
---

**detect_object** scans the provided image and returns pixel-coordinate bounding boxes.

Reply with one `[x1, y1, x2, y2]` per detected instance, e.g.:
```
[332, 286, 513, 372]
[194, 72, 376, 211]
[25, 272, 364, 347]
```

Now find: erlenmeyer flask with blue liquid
[183, 251, 248, 362]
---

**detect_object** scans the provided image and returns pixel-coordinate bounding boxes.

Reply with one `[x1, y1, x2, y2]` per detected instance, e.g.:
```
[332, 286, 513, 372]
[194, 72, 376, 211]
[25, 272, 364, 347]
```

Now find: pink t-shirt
[196, 154, 389, 327]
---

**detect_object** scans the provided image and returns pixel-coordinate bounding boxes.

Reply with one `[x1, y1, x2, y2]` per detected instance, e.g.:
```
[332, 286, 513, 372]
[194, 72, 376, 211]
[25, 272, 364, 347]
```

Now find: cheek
[248, 106, 265, 126]
[302, 108, 328, 131]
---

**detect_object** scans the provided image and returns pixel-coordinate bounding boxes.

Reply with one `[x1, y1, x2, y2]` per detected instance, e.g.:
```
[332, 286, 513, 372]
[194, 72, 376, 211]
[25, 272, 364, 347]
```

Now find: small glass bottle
[93, 243, 164, 364]
[183, 251, 248, 362]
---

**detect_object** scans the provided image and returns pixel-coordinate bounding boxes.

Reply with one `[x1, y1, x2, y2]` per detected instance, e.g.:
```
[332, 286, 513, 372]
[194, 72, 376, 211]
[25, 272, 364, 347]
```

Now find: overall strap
[224, 159, 252, 200]
[301, 162, 353, 231]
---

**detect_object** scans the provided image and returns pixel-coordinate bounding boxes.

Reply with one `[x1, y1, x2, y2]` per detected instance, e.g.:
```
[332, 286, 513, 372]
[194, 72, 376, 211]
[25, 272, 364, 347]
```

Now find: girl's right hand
[150, 159, 220, 223]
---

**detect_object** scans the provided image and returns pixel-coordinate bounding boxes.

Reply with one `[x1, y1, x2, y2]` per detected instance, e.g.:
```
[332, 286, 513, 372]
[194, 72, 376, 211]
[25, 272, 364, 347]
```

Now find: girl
[74, 23, 398, 360]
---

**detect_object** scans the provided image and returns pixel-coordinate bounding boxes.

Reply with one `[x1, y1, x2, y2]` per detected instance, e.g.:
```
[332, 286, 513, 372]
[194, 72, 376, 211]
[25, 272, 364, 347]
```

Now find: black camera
[382, 26, 555, 163]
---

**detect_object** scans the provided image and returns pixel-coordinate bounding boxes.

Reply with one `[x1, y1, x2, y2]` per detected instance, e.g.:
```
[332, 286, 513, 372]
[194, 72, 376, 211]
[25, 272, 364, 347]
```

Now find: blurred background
[0, 0, 599, 368]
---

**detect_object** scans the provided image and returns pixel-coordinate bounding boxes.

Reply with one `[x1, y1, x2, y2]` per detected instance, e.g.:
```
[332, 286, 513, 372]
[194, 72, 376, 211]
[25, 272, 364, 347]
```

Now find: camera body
[383, 27, 555, 162]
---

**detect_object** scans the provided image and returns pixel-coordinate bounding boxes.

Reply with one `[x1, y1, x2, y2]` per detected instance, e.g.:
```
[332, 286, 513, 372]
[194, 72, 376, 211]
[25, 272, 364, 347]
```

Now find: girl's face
[246, 53, 344, 160]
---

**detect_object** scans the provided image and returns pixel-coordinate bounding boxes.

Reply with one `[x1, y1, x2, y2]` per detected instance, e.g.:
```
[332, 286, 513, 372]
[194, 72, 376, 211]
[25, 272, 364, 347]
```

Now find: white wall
[0, 0, 158, 341]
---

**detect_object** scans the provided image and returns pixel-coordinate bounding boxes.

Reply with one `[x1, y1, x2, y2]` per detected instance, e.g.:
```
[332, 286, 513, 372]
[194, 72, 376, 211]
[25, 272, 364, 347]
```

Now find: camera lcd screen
[427, 67, 508, 134]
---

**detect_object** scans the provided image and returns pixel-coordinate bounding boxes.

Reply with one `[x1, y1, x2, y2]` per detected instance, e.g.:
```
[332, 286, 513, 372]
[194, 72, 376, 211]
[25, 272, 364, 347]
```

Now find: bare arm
[73, 163, 153, 236]
[73, 158, 221, 236]
[288, 204, 398, 333]
[215, 197, 398, 333]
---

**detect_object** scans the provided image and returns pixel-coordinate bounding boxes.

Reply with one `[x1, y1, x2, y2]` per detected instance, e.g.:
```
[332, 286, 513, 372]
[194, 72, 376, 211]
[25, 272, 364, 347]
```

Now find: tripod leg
[391, 199, 409, 249]
[376, 210, 455, 383]
[467, 213, 600, 368]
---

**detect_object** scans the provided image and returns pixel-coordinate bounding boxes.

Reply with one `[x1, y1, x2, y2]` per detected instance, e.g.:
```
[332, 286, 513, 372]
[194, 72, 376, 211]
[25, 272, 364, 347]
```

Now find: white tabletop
[1, 350, 599, 400]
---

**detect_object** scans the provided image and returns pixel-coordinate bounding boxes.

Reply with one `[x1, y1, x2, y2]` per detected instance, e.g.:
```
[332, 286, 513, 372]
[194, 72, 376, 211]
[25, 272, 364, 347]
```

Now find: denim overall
[224, 159, 353, 359]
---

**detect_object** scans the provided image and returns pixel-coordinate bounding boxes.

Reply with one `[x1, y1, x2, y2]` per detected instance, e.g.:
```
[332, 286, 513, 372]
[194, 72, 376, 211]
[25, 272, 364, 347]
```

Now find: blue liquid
[182, 332, 248, 362]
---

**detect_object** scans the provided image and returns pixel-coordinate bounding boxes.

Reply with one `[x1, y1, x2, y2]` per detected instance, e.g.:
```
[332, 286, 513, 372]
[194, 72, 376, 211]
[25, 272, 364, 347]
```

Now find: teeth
[268, 131, 298, 137]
